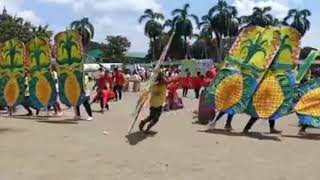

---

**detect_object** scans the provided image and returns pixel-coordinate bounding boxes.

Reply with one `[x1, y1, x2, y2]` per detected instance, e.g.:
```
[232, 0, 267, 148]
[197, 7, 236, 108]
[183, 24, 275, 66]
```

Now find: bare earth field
[1, 90, 320, 180]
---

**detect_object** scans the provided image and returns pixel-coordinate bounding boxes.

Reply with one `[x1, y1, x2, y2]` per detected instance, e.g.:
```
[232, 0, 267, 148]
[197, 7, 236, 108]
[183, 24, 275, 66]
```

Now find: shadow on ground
[125, 131, 158, 145]
[0, 128, 13, 134]
[198, 129, 281, 142]
[2, 115, 61, 121]
[37, 119, 79, 124]
[282, 133, 320, 140]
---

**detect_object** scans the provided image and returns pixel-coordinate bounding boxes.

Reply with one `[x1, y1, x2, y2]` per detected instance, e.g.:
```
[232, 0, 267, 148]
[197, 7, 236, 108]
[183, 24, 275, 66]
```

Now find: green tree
[139, 9, 164, 62]
[206, 0, 239, 61]
[70, 17, 95, 50]
[283, 9, 311, 36]
[104, 35, 131, 62]
[0, 16, 33, 43]
[242, 7, 274, 27]
[31, 25, 53, 39]
[192, 29, 212, 59]
[172, 3, 199, 59]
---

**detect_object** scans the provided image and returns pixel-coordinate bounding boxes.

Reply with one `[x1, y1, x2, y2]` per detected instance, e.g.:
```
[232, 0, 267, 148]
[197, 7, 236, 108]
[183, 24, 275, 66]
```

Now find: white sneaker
[86, 117, 93, 121]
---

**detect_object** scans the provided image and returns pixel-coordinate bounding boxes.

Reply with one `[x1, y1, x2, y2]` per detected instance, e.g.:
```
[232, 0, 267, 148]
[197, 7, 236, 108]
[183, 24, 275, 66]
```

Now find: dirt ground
[1, 91, 320, 180]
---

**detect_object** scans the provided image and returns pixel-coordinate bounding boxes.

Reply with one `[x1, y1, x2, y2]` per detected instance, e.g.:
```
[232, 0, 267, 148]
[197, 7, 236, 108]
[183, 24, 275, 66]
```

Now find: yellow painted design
[65, 72, 80, 106]
[296, 88, 320, 116]
[4, 78, 20, 107]
[215, 74, 243, 111]
[55, 31, 82, 61]
[27, 37, 51, 68]
[35, 74, 52, 106]
[228, 26, 280, 71]
[253, 73, 284, 119]
[276, 27, 301, 65]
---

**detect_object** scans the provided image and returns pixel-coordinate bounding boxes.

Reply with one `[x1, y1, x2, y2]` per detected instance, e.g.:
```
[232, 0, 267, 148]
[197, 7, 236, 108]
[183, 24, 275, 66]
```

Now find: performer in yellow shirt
[139, 72, 171, 133]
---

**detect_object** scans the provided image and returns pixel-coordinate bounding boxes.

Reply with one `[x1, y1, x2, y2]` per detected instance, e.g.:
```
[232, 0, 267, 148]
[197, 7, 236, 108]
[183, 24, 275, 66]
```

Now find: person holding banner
[139, 72, 174, 133]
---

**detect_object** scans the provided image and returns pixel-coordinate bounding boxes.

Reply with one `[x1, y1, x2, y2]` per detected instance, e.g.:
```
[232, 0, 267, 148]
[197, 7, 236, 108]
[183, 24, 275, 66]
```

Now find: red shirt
[193, 77, 203, 89]
[202, 78, 212, 87]
[98, 75, 112, 89]
[167, 82, 178, 98]
[101, 89, 115, 104]
[181, 77, 192, 88]
[113, 71, 125, 86]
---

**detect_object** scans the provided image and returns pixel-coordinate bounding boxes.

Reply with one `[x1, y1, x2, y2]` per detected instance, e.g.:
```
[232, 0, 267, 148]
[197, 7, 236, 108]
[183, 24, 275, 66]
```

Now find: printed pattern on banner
[247, 26, 301, 120]
[0, 39, 26, 107]
[206, 26, 281, 114]
[295, 78, 320, 127]
[54, 30, 85, 107]
[27, 37, 57, 109]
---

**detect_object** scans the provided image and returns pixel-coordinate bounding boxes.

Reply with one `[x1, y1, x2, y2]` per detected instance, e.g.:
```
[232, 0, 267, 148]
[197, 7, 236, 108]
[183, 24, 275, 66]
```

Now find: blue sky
[0, 0, 319, 52]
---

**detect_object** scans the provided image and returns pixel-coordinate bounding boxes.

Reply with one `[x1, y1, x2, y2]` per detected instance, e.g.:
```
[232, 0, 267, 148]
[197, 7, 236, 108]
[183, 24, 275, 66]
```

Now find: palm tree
[70, 18, 95, 50]
[192, 29, 212, 59]
[139, 9, 164, 62]
[172, 3, 199, 59]
[242, 7, 274, 27]
[283, 9, 311, 36]
[31, 25, 53, 39]
[163, 19, 175, 34]
[207, 0, 239, 61]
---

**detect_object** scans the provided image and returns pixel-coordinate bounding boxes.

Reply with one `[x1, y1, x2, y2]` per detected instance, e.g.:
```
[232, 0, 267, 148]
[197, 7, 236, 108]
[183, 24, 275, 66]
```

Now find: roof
[87, 49, 104, 59]
[126, 52, 147, 58]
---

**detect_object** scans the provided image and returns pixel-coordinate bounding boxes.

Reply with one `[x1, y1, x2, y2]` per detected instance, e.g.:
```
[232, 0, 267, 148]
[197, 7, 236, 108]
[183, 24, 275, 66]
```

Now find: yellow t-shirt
[150, 83, 167, 107]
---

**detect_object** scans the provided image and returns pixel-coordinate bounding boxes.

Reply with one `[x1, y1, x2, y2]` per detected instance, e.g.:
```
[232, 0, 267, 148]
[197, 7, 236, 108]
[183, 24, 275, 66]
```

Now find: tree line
[139, 0, 311, 62]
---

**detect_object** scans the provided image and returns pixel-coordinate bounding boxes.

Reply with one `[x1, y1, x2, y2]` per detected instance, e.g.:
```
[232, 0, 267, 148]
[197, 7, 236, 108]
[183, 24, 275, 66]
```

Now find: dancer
[49, 64, 63, 116]
[91, 69, 112, 104]
[100, 86, 115, 113]
[165, 80, 183, 111]
[22, 74, 39, 116]
[139, 72, 173, 133]
[193, 71, 203, 99]
[208, 111, 234, 131]
[243, 117, 282, 134]
[75, 74, 94, 120]
[113, 67, 125, 101]
[182, 72, 191, 97]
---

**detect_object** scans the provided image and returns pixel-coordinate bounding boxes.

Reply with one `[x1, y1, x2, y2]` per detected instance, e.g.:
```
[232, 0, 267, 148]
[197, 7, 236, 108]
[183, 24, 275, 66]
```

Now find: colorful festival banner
[206, 26, 281, 114]
[294, 77, 320, 127]
[0, 39, 26, 107]
[181, 59, 214, 76]
[27, 37, 57, 109]
[296, 50, 319, 83]
[247, 27, 301, 120]
[54, 30, 85, 107]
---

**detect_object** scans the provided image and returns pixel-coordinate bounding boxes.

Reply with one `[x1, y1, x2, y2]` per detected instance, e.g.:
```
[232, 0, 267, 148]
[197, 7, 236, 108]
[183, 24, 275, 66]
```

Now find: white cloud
[231, 0, 319, 49]
[0, 0, 42, 25]
[40, 0, 161, 51]
[17, 10, 41, 24]
[232, 0, 289, 18]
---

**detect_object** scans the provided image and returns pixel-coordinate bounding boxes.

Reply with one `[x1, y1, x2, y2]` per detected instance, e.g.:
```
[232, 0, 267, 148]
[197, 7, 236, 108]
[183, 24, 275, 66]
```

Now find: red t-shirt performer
[112, 67, 125, 101]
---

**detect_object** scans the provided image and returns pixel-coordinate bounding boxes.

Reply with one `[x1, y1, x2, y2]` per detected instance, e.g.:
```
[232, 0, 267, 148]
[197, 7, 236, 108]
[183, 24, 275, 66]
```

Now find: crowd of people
[1, 64, 217, 128]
